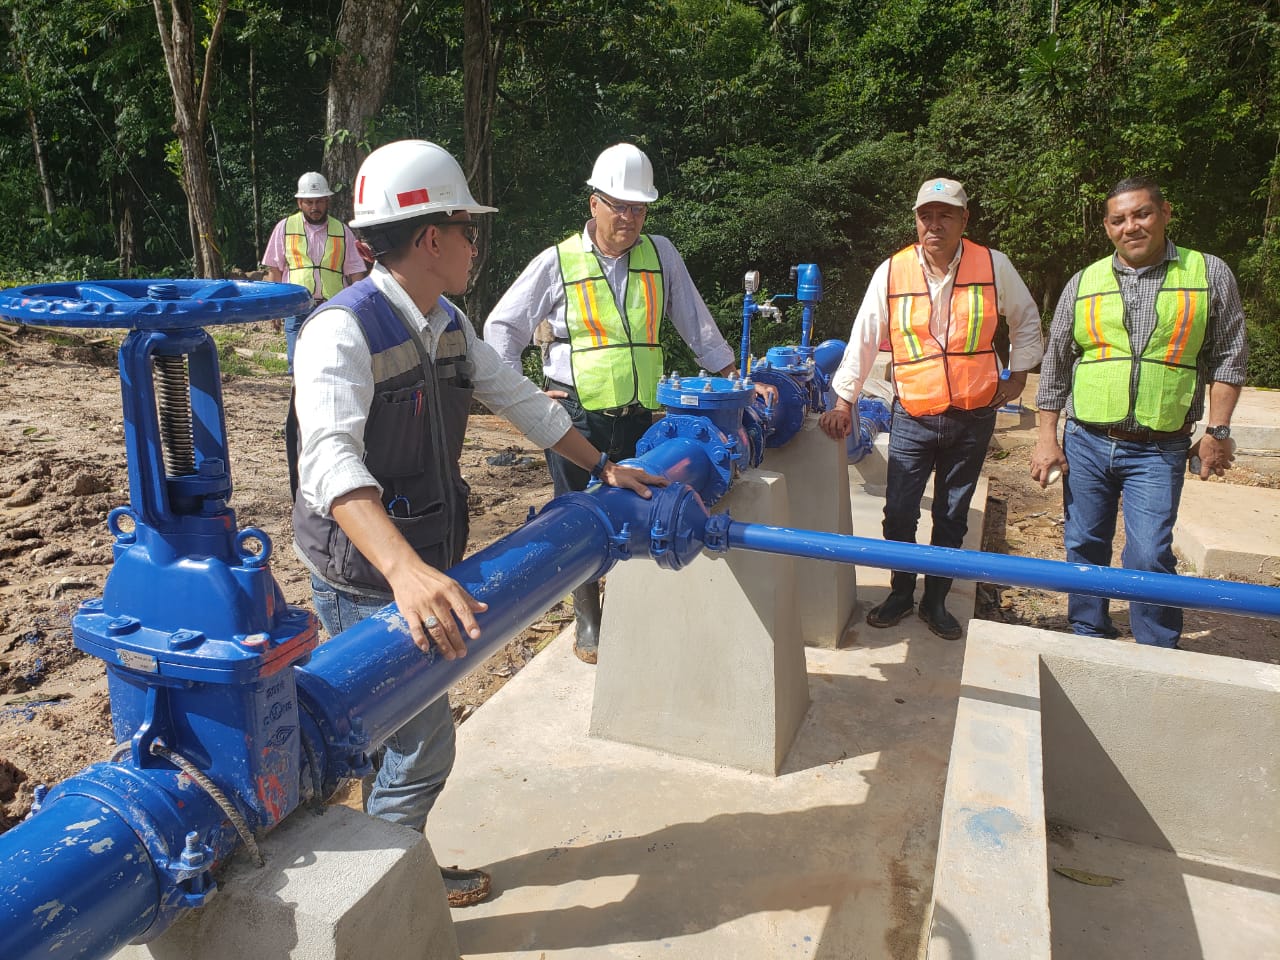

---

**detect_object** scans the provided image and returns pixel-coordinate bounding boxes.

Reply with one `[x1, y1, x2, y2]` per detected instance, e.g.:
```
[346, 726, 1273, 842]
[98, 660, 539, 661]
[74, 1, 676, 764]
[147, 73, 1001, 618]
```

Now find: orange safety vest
[887, 238, 1000, 416]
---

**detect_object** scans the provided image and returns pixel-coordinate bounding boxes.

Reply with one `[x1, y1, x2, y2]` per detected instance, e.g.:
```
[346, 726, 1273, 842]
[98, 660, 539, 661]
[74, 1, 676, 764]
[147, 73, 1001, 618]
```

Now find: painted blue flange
[0, 279, 312, 329]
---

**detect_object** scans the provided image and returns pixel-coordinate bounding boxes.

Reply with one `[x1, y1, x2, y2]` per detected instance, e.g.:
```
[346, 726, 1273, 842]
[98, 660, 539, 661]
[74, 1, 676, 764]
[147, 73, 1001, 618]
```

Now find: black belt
[597, 403, 648, 418]
[1076, 420, 1192, 443]
[547, 379, 648, 418]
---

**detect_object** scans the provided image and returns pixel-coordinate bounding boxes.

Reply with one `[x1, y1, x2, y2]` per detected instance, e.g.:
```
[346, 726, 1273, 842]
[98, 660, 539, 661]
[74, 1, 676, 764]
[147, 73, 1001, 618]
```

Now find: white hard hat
[586, 143, 659, 203]
[349, 140, 497, 230]
[295, 172, 333, 198]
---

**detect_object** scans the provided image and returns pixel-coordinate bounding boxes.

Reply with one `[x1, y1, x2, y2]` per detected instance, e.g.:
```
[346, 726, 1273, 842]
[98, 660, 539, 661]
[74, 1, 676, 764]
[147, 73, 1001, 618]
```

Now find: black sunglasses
[419, 220, 480, 246]
[439, 220, 480, 245]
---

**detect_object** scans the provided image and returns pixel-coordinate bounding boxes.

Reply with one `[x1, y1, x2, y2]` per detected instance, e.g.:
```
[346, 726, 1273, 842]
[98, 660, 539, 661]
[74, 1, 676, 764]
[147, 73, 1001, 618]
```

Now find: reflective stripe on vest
[1071, 247, 1208, 431]
[887, 238, 1000, 417]
[284, 212, 347, 301]
[557, 234, 665, 410]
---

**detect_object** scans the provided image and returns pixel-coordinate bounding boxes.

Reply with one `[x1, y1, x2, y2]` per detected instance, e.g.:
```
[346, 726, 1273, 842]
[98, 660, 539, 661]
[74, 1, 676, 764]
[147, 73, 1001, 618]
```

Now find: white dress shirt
[294, 263, 571, 518]
[831, 243, 1044, 404]
[483, 223, 736, 382]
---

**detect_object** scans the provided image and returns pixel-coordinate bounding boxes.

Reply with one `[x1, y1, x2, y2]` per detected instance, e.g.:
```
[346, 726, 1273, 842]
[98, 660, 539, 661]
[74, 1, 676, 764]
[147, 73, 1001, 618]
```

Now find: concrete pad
[763, 416, 858, 648]
[121, 804, 459, 960]
[1195, 387, 1280, 454]
[426, 469, 989, 959]
[590, 471, 809, 774]
[1174, 480, 1280, 583]
[928, 620, 1280, 960]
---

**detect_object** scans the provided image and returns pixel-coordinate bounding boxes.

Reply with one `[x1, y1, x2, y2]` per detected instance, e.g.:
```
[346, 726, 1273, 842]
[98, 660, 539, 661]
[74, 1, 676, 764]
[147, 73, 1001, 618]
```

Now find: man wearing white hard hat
[289, 140, 665, 907]
[485, 142, 749, 664]
[819, 177, 1042, 640]
[262, 171, 368, 369]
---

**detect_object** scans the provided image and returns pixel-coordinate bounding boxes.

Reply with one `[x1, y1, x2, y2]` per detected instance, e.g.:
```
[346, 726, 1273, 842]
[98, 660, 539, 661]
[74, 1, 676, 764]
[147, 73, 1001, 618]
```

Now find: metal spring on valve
[153, 355, 196, 475]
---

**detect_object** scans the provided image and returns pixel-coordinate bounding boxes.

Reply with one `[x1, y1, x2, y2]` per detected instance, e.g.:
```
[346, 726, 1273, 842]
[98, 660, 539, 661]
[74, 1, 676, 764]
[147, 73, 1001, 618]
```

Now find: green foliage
[2, 0, 1280, 389]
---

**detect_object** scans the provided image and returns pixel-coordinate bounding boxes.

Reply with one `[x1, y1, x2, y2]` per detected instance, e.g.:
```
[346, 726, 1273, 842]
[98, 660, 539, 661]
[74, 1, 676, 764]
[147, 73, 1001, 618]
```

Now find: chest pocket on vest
[364, 381, 431, 478]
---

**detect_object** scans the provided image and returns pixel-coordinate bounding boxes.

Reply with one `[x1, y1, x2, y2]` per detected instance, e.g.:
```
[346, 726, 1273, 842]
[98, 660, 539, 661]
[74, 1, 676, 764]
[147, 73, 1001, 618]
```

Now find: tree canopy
[3, 0, 1279, 382]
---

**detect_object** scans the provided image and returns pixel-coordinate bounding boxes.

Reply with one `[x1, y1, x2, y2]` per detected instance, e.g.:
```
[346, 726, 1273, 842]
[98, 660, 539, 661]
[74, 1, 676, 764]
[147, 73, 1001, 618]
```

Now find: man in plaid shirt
[1031, 176, 1248, 648]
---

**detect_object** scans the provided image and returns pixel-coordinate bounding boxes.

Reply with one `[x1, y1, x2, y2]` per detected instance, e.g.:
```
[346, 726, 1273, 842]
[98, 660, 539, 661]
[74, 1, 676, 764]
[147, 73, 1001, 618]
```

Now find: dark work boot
[571, 582, 602, 664]
[919, 575, 963, 640]
[440, 864, 491, 907]
[866, 571, 916, 628]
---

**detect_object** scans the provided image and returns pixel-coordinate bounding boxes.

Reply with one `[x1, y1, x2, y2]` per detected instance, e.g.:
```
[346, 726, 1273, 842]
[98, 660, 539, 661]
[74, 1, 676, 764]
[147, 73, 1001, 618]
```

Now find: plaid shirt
[1036, 240, 1248, 431]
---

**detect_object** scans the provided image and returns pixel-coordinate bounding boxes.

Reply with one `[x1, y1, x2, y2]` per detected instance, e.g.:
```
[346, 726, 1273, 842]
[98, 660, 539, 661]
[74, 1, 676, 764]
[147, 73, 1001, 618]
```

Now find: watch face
[1209, 425, 1231, 440]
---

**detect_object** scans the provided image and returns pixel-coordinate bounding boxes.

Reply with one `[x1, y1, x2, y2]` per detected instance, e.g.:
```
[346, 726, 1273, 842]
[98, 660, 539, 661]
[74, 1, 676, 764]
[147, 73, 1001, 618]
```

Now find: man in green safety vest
[1032, 176, 1248, 648]
[485, 143, 758, 664]
[262, 171, 368, 370]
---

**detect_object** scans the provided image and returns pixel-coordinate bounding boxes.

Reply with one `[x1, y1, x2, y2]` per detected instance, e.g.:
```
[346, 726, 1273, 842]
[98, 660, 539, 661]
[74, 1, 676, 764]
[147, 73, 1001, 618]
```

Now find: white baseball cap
[913, 178, 968, 209]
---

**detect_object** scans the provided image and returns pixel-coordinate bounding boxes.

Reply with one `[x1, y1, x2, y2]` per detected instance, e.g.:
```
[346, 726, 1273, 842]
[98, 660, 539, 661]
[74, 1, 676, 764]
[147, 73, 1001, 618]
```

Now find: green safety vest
[1071, 247, 1209, 431]
[557, 233, 666, 410]
[284, 212, 347, 301]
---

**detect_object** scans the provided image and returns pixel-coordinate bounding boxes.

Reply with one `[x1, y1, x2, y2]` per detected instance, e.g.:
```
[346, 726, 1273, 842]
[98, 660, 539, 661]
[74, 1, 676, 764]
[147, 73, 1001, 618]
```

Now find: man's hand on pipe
[386, 560, 487, 658]
[602, 462, 670, 497]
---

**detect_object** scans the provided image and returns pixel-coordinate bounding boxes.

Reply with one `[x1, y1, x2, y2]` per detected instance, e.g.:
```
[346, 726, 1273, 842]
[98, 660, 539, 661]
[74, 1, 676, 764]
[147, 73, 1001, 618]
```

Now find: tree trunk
[322, 0, 407, 221]
[249, 45, 262, 260]
[11, 13, 55, 217]
[462, 0, 503, 315]
[152, 0, 227, 278]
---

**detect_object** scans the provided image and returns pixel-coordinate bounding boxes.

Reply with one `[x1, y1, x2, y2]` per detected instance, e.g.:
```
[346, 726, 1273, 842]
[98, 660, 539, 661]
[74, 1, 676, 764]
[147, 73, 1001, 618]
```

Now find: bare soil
[1, 326, 1278, 832]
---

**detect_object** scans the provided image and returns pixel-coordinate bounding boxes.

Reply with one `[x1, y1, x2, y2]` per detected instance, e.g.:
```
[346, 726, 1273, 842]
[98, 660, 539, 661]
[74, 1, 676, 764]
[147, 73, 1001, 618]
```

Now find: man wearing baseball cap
[819, 177, 1042, 639]
[262, 171, 368, 370]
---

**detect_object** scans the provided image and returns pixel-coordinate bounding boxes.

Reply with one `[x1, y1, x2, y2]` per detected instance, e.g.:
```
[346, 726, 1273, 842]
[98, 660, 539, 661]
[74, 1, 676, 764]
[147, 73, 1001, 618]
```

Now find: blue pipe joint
[793, 263, 823, 305]
[638, 415, 741, 507]
[847, 396, 893, 463]
[749, 366, 811, 447]
[34, 760, 239, 942]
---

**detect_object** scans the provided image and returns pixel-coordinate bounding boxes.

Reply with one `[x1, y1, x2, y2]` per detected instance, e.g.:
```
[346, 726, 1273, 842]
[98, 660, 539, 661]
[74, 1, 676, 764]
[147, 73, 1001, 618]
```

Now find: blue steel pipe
[294, 496, 615, 758]
[720, 522, 1280, 621]
[0, 793, 159, 960]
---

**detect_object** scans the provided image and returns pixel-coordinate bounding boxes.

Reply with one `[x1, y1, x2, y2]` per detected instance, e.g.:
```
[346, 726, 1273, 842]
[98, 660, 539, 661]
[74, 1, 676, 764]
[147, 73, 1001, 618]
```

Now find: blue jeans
[284, 315, 303, 372]
[311, 575, 456, 832]
[883, 400, 996, 558]
[1062, 420, 1190, 648]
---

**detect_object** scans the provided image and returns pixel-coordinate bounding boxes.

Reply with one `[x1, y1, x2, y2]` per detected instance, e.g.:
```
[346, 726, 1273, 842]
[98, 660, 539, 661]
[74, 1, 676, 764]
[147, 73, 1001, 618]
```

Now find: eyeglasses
[593, 193, 649, 217]
[437, 220, 480, 245]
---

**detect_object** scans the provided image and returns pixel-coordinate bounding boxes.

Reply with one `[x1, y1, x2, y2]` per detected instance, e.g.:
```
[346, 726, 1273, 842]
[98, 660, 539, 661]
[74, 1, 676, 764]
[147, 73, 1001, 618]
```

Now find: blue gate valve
[0, 278, 320, 950]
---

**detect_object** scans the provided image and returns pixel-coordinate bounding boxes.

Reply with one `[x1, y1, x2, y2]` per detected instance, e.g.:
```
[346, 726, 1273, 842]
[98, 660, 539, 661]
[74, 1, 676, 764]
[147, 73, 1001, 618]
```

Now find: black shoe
[866, 590, 915, 628]
[441, 864, 491, 907]
[918, 598, 963, 640]
[571, 582, 602, 664]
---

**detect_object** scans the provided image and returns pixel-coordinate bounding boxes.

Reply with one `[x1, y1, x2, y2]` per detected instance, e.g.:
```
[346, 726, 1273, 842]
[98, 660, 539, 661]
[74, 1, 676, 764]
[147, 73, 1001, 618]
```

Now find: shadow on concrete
[1040, 664, 1204, 958]
[453, 625, 965, 959]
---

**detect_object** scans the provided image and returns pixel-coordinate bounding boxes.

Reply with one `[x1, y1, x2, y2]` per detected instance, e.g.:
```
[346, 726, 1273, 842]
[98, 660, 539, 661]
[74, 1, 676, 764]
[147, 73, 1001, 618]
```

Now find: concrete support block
[590, 471, 809, 774]
[120, 804, 459, 960]
[759, 415, 858, 647]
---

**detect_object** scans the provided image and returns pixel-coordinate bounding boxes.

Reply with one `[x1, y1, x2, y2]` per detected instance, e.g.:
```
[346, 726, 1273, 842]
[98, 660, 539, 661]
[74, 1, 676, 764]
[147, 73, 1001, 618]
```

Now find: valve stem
[153, 355, 196, 476]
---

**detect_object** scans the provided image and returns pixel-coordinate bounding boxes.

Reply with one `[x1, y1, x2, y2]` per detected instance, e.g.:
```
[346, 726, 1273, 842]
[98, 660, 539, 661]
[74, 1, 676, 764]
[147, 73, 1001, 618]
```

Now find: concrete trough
[927, 620, 1280, 959]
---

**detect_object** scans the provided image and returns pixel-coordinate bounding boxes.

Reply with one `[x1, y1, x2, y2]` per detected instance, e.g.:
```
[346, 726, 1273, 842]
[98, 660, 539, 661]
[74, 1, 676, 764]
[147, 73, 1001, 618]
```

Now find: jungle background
[3, 0, 1280, 380]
